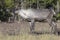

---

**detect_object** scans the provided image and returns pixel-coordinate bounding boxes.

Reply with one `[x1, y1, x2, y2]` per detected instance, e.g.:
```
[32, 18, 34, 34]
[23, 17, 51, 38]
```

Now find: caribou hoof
[51, 31, 58, 35]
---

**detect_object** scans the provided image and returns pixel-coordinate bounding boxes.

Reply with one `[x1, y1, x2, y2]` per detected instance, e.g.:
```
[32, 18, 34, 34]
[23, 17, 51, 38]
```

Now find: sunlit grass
[0, 33, 60, 40]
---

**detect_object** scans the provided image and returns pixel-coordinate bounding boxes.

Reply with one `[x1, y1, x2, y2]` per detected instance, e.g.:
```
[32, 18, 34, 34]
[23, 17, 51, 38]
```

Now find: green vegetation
[4, 0, 14, 8]
[0, 0, 14, 22]
[56, 12, 60, 20]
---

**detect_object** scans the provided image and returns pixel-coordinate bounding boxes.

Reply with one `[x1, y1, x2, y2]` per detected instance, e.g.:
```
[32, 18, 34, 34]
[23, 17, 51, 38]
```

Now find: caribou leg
[47, 18, 57, 34]
[29, 19, 35, 33]
[49, 21, 57, 34]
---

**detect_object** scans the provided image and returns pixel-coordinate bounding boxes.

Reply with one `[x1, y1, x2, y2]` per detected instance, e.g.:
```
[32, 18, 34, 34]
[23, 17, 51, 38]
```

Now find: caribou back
[18, 8, 55, 21]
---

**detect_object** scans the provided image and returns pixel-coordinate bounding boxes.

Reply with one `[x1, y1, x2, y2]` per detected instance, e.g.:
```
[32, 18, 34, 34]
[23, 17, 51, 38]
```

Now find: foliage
[0, 7, 12, 22]
[0, 0, 14, 22]
[22, 0, 58, 9]
[56, 12, 60, 20]
[4, 0, 14, 8]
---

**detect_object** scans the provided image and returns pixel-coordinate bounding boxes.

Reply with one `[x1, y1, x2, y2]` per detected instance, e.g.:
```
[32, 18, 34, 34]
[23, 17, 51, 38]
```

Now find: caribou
[16, 7, 57, 34]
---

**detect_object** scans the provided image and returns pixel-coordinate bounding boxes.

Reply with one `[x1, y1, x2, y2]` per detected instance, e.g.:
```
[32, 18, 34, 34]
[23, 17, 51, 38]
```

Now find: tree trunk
[57, 1, 59, 13]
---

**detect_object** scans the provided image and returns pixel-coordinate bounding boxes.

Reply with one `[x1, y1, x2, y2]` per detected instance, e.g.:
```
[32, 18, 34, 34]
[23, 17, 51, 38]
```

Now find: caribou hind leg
[29, 19, 35, 33]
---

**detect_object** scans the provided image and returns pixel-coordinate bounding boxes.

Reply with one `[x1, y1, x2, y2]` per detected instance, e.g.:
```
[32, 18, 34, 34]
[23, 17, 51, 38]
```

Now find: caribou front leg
[29, 19, 35, 33]
[49, 21, 57, 34]
[47, 18, 57, 34]
[49, 20, 57, 34]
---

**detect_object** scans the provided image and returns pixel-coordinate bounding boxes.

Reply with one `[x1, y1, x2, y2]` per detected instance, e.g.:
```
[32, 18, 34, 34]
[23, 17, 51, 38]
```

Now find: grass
[0, 33, 60, 40]
[0, 22, 60, 40]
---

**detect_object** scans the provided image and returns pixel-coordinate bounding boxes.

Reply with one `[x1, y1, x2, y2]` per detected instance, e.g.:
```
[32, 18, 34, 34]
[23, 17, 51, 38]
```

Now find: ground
[0, 21, 60, 40]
